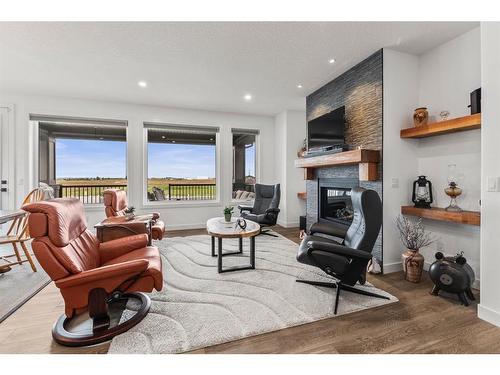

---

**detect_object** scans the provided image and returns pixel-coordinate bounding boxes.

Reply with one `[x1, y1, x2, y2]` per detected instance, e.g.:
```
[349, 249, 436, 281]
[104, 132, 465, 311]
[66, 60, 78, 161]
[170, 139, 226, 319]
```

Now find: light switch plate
[391, 178, 399, 188]
[487, 177, 500, 192]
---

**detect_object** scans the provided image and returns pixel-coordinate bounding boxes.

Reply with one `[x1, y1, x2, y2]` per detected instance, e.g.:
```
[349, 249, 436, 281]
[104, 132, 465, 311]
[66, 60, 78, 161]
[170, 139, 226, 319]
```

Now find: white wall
[274, 111, 287, 223]
[479, 22, 500, 327]
[419, 27, 481, 121]
[416, 27, 481, 283]
[383, 27, 481, 283]
[274, 110, 306, 227]
[382, 49, 419, 272]
[0, 92, 276, 229]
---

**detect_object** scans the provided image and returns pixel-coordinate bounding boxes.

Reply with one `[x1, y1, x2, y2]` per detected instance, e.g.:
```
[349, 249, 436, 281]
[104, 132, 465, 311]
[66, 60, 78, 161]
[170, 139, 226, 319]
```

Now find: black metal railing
[232, 183, 255, 193]
[56, 184, 127, 204]
[166, 183, 216, 201]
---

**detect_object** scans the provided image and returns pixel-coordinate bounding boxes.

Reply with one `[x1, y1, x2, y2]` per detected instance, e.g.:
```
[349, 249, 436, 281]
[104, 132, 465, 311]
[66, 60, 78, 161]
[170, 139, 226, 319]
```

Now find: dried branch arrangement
[396, 215, 436, 251]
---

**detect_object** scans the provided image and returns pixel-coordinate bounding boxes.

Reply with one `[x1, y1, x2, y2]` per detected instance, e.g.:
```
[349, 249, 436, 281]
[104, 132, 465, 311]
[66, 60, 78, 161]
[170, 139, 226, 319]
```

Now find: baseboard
[478, 304, 500, 327]
[382, 261, 403, 274]
[166, 223, 206, 231]
[277, 220, 300, 229]
[384, 260, 480, 289]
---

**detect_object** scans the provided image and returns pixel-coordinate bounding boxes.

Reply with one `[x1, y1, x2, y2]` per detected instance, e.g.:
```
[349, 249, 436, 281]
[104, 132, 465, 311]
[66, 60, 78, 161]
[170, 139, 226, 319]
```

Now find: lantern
[412, 176, 433, 208]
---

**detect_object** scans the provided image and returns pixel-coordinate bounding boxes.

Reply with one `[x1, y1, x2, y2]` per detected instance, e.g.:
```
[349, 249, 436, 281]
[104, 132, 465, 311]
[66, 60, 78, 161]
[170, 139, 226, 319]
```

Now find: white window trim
[29, 115, 129, 204]
[142, 123, 221, 208]
[230, 129, 260, 203]
[0, 104, 16, 209]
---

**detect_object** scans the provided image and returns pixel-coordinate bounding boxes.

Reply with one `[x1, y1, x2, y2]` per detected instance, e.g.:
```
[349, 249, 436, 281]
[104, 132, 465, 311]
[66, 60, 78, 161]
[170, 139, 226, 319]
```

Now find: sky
[148, 143, 216, 179]
[245, 143, 255, 177]
[56, 139, 254, 179]
[56, 139, 127, 179]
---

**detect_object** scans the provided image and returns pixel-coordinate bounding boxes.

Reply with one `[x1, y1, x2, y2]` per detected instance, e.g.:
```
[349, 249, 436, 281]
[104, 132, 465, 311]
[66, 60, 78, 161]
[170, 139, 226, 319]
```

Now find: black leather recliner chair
[238, 183, 280, 237]
[296, 187, 388, 314]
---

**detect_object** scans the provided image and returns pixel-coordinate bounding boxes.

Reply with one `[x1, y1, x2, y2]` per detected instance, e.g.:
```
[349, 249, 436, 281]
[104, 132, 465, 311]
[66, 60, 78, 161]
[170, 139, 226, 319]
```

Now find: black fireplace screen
[319, 187, 353, 226]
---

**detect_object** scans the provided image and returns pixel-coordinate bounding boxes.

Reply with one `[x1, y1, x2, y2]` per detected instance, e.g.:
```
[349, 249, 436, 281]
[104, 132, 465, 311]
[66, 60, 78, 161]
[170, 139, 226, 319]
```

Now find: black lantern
[412, 176, 433, 208]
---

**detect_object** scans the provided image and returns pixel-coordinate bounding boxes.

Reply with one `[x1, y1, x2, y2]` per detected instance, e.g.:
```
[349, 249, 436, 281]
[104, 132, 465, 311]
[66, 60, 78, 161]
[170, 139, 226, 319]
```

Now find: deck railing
[167, 183, 216, 201]
[56, 184, 127, 204]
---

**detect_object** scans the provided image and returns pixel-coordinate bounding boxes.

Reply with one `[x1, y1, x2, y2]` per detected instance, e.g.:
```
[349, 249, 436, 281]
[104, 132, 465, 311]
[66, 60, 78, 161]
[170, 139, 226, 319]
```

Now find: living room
[1, 1, 500, 372]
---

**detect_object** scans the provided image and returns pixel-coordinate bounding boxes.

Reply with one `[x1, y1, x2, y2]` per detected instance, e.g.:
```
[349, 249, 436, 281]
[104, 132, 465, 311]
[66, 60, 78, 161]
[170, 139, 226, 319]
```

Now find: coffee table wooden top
[206, 217, 260, 239]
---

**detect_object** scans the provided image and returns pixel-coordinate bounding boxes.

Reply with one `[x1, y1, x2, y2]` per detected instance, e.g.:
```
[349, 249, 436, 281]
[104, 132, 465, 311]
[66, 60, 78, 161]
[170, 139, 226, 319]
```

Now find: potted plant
[223, 206, 234, 222]
[124, 206, 136, 220]
[396, 215, 436, 283]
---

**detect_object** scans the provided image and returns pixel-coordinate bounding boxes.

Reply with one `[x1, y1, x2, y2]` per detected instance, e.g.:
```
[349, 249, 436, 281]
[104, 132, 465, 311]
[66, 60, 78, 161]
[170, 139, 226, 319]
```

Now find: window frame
[142, 122, 221, 208]
[29, 114, 129, 210]
[230, 128, 260, 203]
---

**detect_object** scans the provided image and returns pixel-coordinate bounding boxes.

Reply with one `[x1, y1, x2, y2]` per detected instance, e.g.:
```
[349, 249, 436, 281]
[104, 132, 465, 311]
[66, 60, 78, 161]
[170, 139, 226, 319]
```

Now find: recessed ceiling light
[244, 94, 252, 101]
[172, 140, 176, 143]
[297, 84, 303, 89]
[99, 137, 104, 140]
[329, 58, 336, 64]
[161, 135, 166, 139]
[138, 80, 147, 88]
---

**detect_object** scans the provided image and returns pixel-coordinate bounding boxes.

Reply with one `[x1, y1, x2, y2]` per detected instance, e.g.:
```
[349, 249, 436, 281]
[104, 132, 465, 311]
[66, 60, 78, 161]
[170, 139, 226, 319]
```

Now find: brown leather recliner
[23, 198, 163, 347]
[103, 189, 165, 240]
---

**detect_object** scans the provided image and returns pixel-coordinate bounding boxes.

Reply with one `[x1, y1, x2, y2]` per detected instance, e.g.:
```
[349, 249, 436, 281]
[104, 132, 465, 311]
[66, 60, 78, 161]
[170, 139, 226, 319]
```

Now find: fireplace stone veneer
[305, 50, 383, 267]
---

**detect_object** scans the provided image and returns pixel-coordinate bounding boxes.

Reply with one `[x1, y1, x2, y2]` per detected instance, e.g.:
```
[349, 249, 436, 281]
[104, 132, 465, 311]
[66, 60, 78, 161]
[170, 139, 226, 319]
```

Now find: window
[232, 129, 258, 201]
[37, 119, 127, 204]
[145, 124, 218, 202]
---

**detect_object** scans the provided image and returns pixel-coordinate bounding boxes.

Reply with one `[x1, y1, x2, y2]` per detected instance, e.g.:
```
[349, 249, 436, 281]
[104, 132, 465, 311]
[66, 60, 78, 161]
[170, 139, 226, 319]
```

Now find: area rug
[108, 232, 397, 354]
[0, 244, 50, 323]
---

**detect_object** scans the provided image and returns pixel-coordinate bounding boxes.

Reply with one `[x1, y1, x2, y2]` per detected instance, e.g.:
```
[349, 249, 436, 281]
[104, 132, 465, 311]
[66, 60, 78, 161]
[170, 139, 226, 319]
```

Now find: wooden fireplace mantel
[294, 149, 380, 181]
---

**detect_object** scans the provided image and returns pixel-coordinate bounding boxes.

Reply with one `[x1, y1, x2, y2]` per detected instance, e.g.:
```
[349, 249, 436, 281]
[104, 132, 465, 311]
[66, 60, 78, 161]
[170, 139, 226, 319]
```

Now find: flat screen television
[307, 106, 345, 150]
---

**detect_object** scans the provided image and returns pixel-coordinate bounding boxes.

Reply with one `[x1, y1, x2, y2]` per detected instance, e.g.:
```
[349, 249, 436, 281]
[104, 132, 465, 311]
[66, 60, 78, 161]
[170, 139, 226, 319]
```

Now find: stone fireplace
[305, 49, 383, 268]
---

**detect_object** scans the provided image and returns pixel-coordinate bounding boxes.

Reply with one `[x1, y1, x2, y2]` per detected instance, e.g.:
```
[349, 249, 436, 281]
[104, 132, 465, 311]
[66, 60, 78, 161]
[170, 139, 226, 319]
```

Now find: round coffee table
[206, 217, 260, 273]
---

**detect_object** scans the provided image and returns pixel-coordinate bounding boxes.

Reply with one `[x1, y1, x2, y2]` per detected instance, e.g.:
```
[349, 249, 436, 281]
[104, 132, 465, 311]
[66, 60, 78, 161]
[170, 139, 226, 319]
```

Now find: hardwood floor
[1, 225, 499, 354]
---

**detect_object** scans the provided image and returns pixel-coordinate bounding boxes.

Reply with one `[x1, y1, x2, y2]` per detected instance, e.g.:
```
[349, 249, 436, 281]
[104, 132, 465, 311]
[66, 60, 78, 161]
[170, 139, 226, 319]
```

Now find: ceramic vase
[413, 107, 429, 127]
[224, 213, 232, 222]
[402, 249, 425, 283]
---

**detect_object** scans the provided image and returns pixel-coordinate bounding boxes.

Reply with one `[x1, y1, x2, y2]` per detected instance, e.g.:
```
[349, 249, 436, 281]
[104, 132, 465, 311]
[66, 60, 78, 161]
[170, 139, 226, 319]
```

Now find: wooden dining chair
[0, 188, 45, 272]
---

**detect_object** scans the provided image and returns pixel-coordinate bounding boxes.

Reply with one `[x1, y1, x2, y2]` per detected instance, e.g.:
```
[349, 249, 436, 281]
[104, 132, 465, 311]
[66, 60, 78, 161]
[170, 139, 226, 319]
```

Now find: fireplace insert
[319, 186, 354, 227]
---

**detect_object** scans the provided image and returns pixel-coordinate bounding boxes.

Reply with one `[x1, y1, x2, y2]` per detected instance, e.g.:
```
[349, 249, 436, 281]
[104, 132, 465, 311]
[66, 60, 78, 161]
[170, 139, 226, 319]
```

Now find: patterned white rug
[109, 233, 397, 354]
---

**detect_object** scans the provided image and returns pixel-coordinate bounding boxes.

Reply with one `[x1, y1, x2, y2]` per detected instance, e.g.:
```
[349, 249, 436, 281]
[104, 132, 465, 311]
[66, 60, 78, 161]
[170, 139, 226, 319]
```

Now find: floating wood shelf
[401, 206, 480, 226]
[400, 114, 481, 139]
[297, 192, 307, 200]
[295, 149, 380, 182]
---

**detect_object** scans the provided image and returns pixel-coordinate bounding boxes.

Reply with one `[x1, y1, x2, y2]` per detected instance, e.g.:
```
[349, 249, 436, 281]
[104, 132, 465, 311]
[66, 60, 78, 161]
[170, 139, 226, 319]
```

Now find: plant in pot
[124, 206, 135, 220]
[396, 215, 436, 283]
[223, 206, 234, 223]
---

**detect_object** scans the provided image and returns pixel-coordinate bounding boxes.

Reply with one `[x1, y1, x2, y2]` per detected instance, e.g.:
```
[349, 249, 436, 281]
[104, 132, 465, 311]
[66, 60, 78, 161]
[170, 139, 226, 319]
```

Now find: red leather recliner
[23, 198, 163, 347]
[103, 189, 166, 240]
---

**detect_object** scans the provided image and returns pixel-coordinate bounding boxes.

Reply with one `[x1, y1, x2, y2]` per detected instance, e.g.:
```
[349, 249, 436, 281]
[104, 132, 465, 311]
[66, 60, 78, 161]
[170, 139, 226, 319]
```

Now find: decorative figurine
[235, 218, 247, 230]
[412, 176, 433, 208]
[413, 107, 429, 127]
[429, 251, 475, 306]
[297, 138, 307, 158]
[439, 110, 450, 121]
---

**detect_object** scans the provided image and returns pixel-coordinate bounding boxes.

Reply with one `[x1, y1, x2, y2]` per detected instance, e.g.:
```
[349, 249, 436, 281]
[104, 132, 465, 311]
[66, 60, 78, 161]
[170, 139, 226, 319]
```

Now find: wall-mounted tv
[307, 106, 345, 150]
